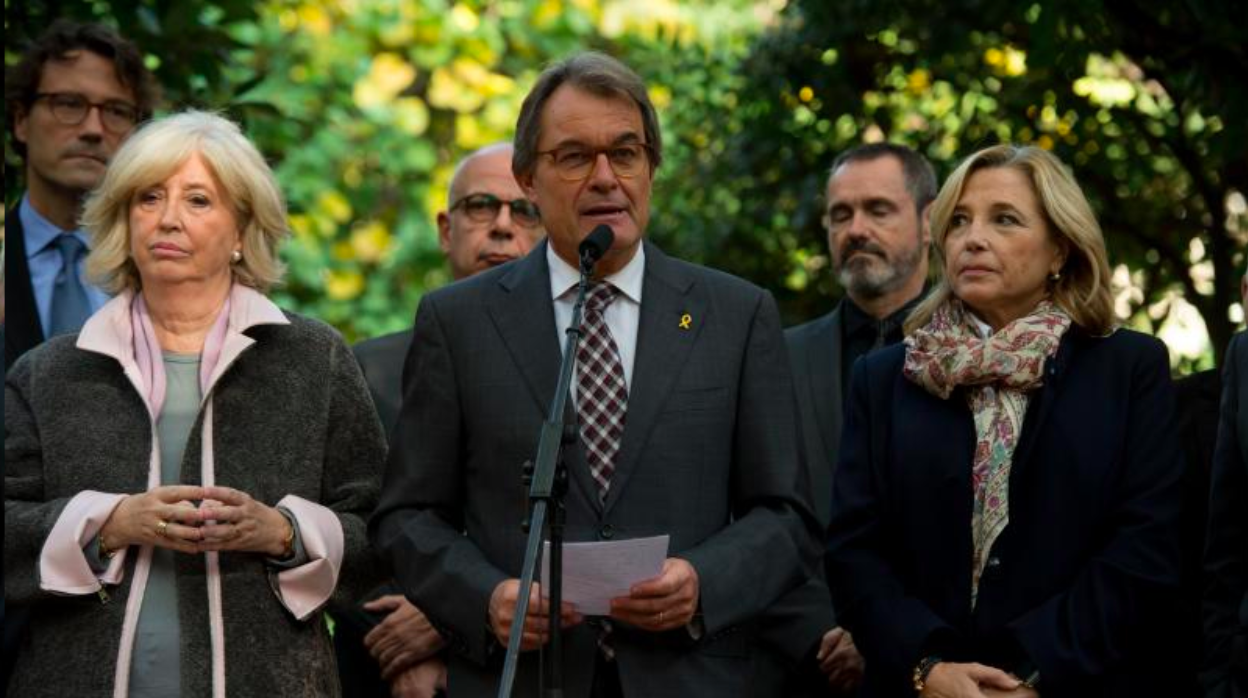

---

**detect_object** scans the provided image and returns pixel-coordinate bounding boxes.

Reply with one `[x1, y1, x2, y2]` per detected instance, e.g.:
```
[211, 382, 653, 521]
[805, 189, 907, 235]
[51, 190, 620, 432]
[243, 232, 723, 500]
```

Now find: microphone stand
[497, 249, 599, 698]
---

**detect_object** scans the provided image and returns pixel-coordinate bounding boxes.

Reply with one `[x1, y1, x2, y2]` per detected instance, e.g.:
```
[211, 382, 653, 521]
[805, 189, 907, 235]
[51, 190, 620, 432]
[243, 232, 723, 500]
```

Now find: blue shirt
[19, 194, 111, 337]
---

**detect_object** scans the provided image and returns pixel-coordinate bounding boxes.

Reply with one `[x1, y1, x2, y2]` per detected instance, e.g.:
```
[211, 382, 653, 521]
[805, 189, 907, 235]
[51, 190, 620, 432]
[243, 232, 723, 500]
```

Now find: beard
[835, 238, 924, 300]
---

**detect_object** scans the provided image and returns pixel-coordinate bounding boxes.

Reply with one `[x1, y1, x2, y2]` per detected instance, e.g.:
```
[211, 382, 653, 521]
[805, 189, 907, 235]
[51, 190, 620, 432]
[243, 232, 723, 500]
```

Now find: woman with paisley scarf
[826, 145, 1184, 698]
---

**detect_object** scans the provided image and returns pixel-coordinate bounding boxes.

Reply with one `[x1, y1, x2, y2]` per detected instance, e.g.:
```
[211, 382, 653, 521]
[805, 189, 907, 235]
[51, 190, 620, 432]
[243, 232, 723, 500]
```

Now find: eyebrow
[549, 131, 644, 150]
[828, 196, 898, 211]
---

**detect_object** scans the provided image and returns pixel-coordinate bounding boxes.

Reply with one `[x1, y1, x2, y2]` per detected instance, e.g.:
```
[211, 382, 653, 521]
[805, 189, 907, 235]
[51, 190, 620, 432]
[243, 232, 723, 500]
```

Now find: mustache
[840, 238, 887, 260]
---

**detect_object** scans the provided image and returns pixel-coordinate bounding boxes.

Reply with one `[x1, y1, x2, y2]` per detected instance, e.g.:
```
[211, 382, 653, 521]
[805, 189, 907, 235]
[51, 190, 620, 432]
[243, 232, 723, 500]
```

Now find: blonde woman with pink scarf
[5, 111, 385, 697]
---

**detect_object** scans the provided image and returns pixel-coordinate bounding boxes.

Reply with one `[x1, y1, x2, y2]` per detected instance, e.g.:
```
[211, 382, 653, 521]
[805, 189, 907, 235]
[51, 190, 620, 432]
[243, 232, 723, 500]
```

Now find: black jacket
[827, 327, 1185, 697]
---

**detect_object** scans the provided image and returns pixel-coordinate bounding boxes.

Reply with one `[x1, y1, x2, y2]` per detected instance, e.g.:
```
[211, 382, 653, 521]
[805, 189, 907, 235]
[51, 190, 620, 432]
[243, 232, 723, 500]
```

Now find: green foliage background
[6, 0, 1245, 370]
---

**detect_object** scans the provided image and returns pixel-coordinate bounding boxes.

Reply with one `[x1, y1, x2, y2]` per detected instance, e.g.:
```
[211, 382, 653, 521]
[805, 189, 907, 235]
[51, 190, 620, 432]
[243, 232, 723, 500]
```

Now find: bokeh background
[6, 0, 1245, 370]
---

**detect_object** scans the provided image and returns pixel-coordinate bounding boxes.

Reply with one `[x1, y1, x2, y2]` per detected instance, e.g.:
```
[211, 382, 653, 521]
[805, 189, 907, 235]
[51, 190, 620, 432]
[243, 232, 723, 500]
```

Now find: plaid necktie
[576, 283, 628, 504]
[49, 234, 92, 336]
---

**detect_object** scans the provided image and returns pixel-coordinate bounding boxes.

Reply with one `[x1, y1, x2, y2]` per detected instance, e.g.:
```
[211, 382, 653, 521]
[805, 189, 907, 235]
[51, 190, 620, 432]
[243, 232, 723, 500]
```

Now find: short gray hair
[512, 52, 662, 180]
[83, 110, 288, 294]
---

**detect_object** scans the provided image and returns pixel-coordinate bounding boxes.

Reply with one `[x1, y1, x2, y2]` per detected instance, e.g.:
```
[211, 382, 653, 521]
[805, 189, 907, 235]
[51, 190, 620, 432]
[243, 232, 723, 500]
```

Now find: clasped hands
[920, 662, 1040, 698]
[489, 557, 699, 650]
[98, 484, 292, 557]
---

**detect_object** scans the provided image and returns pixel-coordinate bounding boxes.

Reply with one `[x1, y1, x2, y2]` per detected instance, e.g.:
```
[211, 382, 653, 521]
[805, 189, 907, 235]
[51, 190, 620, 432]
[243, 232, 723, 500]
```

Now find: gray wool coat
[5, 293, 386, 697]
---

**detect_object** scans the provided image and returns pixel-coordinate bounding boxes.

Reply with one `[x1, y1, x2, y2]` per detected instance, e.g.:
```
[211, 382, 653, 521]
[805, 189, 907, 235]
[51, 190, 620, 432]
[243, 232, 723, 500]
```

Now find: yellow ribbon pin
[678, 313, 692, 330]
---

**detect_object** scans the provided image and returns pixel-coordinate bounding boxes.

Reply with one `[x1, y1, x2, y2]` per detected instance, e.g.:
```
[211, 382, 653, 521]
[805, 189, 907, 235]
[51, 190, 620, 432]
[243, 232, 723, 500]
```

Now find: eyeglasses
[32, 92, 140, 134]
[537, 143, 654, 182]
[450, 193, 542, 228]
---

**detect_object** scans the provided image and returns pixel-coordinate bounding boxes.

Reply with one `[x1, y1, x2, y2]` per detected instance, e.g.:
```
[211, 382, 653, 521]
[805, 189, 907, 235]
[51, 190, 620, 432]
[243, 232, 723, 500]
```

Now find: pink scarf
[903, 299, 1070, 603]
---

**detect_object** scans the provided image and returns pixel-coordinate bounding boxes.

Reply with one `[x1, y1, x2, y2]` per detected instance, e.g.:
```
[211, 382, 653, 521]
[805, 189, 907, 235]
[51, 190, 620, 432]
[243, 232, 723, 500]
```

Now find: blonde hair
[82, 110, 288, 293]
[905, 144, 1115, 335]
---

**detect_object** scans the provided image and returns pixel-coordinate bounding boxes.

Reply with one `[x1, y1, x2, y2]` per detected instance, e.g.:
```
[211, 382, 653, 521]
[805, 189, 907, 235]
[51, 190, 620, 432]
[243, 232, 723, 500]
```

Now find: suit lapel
[488, 242, 603, 512]
[1010, 331, 1075, 480]
[808, 308, 844, 476]
[487, 243, 562, 416]
[603, 243, 704, 513]
[5, 206, 47, 366]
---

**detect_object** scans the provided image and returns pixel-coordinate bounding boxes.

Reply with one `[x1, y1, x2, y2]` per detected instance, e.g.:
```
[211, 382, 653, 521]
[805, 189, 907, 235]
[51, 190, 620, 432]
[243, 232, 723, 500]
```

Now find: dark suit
[329, 330, 418, 698]
[827, 327, 1185, 697]
[353, 329, 413, 437]
[4, 207, 45, 368]
[750, 309, 846, 696]
[370, 240, 816, 698]
[2, 210, 37, 693]
[1204, 332, 1248, 698]
[1176, 368, 1223, 694]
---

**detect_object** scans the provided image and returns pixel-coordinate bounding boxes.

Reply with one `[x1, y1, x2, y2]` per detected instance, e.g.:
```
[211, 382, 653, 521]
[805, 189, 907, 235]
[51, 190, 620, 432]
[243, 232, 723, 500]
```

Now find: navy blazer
[827, 326, 1185, 697]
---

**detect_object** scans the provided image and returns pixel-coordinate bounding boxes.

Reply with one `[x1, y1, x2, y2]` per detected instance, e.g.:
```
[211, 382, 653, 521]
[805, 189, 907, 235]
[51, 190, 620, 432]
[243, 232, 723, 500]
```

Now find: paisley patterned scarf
[903, 298, 1071, 604]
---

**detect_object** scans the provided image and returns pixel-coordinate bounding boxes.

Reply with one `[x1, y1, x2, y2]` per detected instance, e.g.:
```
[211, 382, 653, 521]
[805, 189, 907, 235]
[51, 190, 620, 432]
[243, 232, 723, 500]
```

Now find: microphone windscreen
[579, 225, 615, 264]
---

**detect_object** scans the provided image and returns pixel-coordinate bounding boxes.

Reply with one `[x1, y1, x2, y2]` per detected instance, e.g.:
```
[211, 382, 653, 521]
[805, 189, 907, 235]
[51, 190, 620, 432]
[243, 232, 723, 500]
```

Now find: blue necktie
[49, 234, 91, 336]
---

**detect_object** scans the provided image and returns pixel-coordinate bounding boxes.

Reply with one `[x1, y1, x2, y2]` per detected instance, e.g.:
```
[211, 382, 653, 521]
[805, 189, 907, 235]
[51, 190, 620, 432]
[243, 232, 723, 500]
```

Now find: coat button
[986, 556, 1002, 569]
[599, 524, 615, 539]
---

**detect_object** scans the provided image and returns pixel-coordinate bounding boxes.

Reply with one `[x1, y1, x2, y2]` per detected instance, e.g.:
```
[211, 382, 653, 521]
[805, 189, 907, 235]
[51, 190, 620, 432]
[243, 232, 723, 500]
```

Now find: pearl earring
[231, 250, 242, 264]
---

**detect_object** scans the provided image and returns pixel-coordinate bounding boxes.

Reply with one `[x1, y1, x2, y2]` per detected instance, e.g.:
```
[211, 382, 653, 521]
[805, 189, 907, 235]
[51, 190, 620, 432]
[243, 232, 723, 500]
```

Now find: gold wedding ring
[156, 520, 170, 537]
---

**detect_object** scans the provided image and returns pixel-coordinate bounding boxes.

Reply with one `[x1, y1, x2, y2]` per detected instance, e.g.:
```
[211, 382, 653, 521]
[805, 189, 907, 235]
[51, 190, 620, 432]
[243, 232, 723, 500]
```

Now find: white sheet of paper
[540, 534, 670, 615]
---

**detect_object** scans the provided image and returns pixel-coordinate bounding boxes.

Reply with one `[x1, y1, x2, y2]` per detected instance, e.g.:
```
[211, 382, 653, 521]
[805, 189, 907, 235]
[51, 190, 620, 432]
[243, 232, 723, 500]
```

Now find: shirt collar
[19, 193, 82, 257]
[843, 292, 926, 337]
[548, 241, 645, 305]
[841, 296, 875, 337]
[968, 311, 994, 338]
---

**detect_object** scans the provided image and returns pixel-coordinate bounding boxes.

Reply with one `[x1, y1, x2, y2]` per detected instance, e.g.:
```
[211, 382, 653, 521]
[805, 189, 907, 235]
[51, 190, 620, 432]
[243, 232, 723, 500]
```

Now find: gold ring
[156, 520, 170, 537]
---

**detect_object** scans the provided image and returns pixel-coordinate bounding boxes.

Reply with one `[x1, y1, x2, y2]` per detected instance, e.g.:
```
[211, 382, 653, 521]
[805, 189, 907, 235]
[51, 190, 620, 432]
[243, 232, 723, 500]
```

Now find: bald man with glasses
[338, 142, 544, 698]
[4, 20, 159, 367]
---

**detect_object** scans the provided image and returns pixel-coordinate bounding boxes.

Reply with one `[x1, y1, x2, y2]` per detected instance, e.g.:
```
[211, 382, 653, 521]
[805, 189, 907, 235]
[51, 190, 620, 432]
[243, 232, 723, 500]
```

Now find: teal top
[129, 351, 202, 697]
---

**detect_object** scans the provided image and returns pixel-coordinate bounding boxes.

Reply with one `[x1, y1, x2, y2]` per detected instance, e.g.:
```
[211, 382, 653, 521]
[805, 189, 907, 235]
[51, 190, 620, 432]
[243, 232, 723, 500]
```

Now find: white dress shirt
[548, 242, 645, 394]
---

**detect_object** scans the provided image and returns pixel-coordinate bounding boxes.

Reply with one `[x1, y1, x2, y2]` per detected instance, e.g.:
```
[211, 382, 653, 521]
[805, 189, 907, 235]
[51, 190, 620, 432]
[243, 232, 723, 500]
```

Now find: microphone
[578, 225, 614, 273]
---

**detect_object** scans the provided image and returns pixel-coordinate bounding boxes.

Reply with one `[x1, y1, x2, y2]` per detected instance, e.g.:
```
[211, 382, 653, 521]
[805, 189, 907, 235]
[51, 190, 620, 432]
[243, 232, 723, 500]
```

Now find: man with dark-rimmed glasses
[5, 19, 159, 367]
[343, 142, 544, 697]
[2, 18, 158, 690]
[373, 51, 817, 698]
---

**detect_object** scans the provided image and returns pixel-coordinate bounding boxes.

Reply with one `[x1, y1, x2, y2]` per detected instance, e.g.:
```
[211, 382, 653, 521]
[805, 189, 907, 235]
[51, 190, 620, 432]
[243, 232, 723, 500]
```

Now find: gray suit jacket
[370, 240, 817, 698]
[785, 307, 846, 529]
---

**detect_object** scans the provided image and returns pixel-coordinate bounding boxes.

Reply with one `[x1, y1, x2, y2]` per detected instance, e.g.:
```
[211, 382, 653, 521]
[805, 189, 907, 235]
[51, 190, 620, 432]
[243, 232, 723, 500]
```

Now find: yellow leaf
[354, 53, 416, 110]
[350, 221, 393, 264]
[649, 85, 672, 111]
[428, 64, 484, 112]
[297, 5, 332, 37]
[332, 241, 356, 262]
[393, 97, 430, 136]
[906, 69, 930, 94]
[289, 214, 315, 241]
[325, 269, 364, 300]
[533, 0, 561, 28]
[451, 4, 480, 32]
[317, 190, 353, 224]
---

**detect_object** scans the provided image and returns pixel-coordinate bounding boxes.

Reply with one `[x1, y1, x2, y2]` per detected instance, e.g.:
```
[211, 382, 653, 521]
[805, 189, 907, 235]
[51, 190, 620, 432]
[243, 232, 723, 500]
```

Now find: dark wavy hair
[512, 51, 661, 181]
[6, 19, 160, 158]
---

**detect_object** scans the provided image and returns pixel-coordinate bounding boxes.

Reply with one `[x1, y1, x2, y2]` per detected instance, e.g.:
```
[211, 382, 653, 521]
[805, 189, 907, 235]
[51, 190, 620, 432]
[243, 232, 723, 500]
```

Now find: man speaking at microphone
[371, 52, 817, 698]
